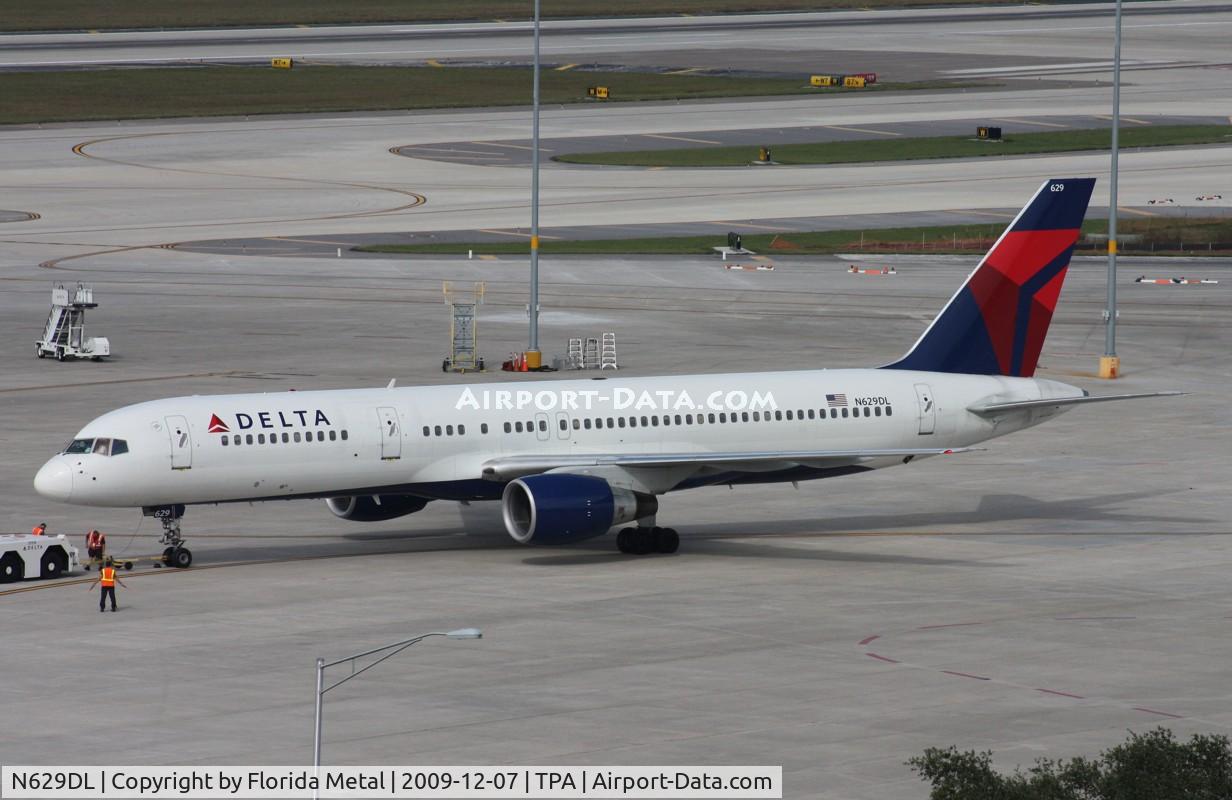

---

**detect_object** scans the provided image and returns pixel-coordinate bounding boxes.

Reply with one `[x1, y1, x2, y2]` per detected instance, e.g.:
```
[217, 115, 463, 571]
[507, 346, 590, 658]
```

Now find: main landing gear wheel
[616, 527, 679, 555]
[170, 548, 192, 569]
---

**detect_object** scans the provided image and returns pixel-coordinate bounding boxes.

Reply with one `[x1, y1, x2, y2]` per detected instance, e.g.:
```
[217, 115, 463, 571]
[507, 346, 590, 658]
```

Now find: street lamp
[1100, 0, 1124, 380]
[312, 628, 482, 792]
[525, 0, 543, 370]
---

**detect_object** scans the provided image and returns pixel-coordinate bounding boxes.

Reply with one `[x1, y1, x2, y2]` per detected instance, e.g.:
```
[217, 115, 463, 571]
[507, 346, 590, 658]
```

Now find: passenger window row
[416, 404, 893, 438]
[423, 423, 473, 437]
[222, 430, 347, 446]
[561, 406, 893, 430]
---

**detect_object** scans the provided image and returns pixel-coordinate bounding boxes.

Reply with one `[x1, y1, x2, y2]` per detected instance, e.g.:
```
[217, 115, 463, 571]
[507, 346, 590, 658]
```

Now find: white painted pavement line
[474, 141, 555, 152]
[949, 19, 1232, 35]
[401, 146, 514, 155]
[1092, 114, 1151, 124]
[945, 60, 1174, 75]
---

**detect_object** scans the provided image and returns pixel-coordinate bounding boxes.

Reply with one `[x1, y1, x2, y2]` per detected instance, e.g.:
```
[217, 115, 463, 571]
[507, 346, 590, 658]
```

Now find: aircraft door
[165, 415, 192, 469]
[555, 412, 572, 440]
[913, 383, 935, 435]
[377, 407, 401, 459]
[534, 412, 550, 442]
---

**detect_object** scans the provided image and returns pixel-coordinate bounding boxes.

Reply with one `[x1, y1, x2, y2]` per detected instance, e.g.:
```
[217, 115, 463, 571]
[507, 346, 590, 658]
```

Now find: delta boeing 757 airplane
[32, 178, 1175, 565]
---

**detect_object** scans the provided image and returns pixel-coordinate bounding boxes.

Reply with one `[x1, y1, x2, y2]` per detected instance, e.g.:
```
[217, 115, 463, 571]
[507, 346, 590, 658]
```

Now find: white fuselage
[34, 368, 1081, 510]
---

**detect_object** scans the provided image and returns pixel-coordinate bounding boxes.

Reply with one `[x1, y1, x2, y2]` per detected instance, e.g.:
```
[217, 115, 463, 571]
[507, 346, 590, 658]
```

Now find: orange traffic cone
[520, 352, 529, 372]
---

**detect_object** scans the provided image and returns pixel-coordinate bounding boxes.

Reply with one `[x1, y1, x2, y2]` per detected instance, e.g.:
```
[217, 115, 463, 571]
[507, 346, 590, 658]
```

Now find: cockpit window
[64, 437, 129, 456]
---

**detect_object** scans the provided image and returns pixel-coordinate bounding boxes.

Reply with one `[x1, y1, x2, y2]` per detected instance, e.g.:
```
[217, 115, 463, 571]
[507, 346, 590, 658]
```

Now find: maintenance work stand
[36, 283, 110, 361]
[442, 281, 486, 373]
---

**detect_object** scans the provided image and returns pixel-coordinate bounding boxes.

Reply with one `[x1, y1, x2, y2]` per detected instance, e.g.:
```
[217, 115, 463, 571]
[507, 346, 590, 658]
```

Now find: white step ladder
[567, 338, 585, 370]
[583, 337, 600, 370]
[600, 332, 618, 370]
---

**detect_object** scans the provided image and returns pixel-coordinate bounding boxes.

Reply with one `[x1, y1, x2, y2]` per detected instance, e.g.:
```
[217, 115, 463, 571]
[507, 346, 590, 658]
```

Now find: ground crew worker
[89, 558, 126, 612]
[85, 529, 106, 561]
[32, 522, 46, 536]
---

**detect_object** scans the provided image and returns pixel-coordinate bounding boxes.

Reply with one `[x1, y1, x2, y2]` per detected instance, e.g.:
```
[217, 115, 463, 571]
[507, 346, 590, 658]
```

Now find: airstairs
[36, 283, 110, 362]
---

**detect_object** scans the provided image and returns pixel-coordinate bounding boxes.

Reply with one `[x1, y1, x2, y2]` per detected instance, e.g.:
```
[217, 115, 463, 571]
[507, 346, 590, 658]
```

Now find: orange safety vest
[100, 567, 116, 587]
[33, 525, 45, 536]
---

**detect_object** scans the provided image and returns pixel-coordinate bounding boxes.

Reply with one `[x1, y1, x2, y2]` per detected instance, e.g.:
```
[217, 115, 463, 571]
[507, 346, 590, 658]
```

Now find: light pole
[525, 0, 543, 370]
[312, 628, 482, 794]
[1100, 0, 1123, 380]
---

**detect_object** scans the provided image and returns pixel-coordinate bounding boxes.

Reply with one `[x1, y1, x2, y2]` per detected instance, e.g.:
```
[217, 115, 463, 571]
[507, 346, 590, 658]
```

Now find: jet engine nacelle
[501, 474, 658, 545]
[326, 494, 431, 522]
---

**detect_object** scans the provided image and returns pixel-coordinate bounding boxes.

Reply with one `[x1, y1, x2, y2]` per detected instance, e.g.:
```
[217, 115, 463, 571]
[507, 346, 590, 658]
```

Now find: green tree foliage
[908, 728, 1232, 800]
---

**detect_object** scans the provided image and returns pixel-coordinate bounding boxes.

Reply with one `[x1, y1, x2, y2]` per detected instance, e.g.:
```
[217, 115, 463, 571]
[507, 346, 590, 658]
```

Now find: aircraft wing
[967, 391, 1184, 415]
[480, 447, 975, 481]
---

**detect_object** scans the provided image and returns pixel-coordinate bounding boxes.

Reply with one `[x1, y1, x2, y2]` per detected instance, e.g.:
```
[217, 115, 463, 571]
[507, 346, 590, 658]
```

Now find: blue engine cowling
[501, 474, 658, 545]
[326, 494, 431, 522]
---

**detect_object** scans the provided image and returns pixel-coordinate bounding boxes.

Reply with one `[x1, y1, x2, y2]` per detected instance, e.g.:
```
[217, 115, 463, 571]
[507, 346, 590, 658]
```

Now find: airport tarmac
[1, 2, 1230, 793]
[2, 0, 1228, 76]
[1, 246, 1230, 798]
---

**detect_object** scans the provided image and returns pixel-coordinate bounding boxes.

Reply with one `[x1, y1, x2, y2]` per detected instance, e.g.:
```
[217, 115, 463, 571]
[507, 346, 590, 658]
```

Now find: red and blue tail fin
[884, 177, 1096, 378]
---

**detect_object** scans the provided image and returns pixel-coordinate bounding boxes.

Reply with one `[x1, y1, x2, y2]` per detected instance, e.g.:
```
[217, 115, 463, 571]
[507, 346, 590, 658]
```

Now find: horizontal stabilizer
[482, 447, 976, 480]
[968, 391, 1185, 415]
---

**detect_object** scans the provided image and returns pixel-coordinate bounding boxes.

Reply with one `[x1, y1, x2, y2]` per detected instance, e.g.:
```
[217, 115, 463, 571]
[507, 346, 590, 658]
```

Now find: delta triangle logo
[207, 414, 230, 434]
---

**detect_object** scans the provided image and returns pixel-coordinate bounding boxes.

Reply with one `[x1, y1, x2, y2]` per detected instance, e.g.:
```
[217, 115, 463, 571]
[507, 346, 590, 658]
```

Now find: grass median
[357, 217, 1232, 257]
[0, 65, 955, 125]
[9, 0, 1073, 31]
[554, 124, 1232, 167]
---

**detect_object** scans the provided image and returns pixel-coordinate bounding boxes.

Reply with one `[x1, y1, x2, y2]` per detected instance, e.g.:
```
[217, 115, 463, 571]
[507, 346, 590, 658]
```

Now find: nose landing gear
[144, 505, 192, 568]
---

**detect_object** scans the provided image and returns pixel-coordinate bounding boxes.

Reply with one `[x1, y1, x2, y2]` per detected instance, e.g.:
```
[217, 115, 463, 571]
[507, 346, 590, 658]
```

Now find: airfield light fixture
[526, 0, 543, 368]
[312, 628, 483, 796]
[1101, 0, 1123, 380]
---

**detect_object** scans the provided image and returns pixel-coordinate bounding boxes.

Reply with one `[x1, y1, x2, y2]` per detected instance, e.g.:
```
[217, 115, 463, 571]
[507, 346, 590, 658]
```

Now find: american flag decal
[826, 393, 848, 408]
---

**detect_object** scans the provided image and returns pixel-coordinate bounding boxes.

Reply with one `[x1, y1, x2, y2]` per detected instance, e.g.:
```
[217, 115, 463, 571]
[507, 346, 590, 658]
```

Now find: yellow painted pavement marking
[643, 132, 723, 145]
[991, 117, 1068, 128]
[665, 67, 705, 75]
[962, 210, 1017, 219]
[554, 63, 579, 71]
[479, 254, 498, 260]
[1119, 206, 1159, 217]
[703, 220, 793, 232]
[477, 229, 563, 240]
[823, 124, 902, 137]
[426, 58, 444, 68]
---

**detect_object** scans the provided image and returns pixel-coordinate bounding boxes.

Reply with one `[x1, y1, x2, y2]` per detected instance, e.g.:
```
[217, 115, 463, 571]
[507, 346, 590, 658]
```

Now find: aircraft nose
[34, 458, 73, 502]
